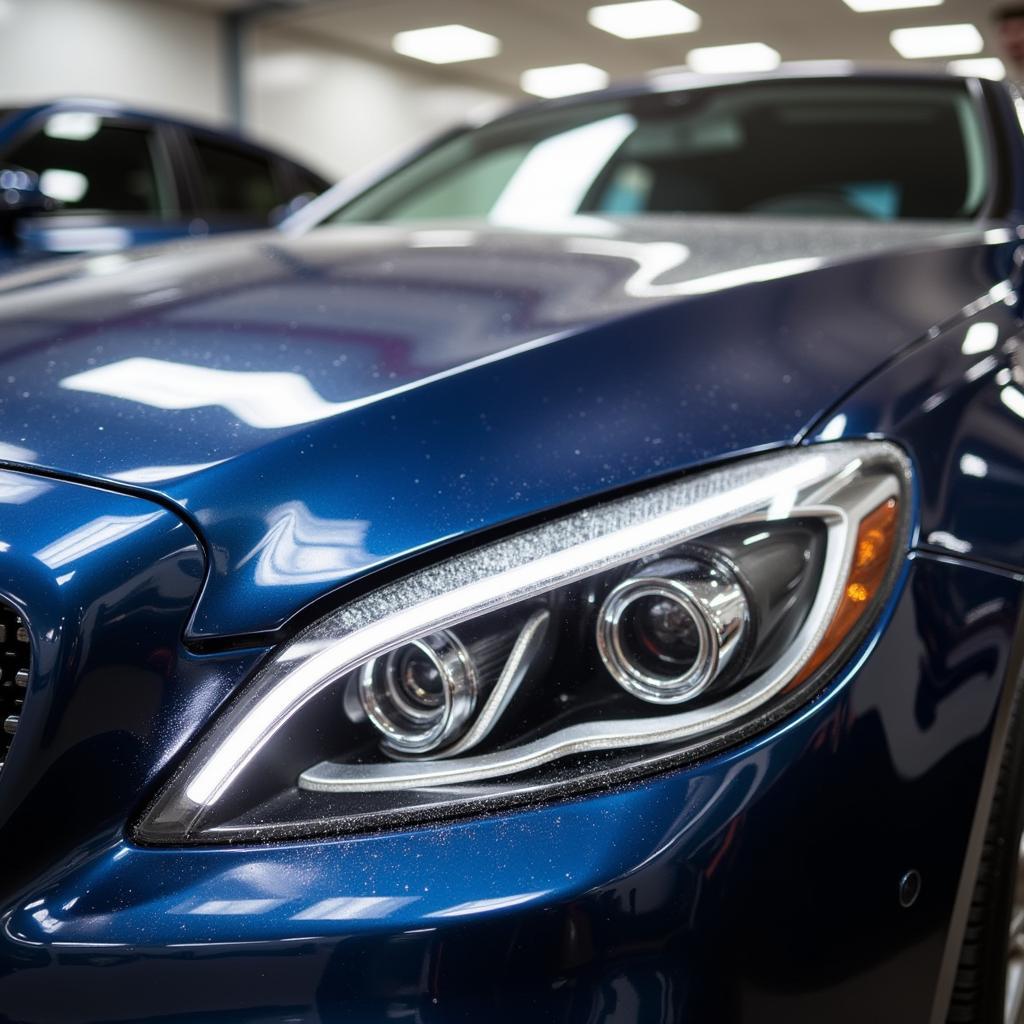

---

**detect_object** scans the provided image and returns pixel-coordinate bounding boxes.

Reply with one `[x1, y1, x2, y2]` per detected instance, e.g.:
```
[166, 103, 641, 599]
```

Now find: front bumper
[1, 551, 1021, 1024]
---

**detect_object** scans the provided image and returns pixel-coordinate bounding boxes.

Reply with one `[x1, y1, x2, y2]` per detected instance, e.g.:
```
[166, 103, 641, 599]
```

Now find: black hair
[996, 5, 1024, 22]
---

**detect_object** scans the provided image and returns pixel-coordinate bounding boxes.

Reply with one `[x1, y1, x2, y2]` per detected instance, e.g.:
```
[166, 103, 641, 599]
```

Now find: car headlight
[138, 441, 911, 844]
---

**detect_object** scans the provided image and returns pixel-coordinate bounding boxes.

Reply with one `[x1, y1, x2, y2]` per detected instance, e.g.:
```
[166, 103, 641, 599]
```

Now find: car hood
[0, 216, 1009, 638]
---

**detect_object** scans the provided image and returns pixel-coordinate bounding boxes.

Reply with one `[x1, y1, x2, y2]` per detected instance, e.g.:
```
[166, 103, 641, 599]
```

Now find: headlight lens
[139, 441, 910, 844]
[596, 554, 750, 703]
[361, 630, 480, 754]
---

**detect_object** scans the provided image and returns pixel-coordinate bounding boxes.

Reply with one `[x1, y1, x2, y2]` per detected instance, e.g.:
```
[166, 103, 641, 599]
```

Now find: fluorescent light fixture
[889, 23, 983, 59]
[392, 24, 500, 64]
[948, 57, 1007, 80]
[685, 42, 781, 73]
[587, 0, 701, 39]
[521, 63, 611, 98]
[843, 0, 942, 11]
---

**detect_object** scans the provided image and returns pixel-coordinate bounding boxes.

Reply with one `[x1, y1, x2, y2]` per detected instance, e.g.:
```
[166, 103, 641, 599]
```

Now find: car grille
[0, 600, 29, 770]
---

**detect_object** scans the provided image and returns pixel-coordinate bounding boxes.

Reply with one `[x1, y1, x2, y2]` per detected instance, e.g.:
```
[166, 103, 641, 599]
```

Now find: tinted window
[292, 165, 329, 198]
[3, 112, 169, 214]
[332, 80, 989, 224]
[193, 137, 279, 218]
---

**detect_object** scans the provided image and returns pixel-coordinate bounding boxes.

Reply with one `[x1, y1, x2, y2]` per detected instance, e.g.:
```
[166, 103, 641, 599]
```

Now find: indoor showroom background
[0, 0, 1007, 186]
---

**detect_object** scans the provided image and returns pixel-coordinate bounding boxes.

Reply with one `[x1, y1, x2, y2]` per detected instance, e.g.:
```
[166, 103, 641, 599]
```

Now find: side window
[292, 166, 329, 198]
[3, 112, 170, 215]
[192, 136, 280, 220]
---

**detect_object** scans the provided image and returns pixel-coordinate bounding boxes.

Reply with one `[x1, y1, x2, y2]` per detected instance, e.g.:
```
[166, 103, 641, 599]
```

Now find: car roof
[490, 61, 1002, 120]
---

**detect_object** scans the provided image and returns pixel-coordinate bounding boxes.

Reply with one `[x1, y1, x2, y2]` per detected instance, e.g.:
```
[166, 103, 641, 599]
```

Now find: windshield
[328, 79, 990, 226]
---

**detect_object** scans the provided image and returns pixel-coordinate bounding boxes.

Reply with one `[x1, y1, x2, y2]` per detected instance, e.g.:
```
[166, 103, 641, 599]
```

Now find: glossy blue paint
[808, 299, 1024, 571]
[0, 70, 1021, 1022]
[0, 467, 269, 894]
[0, 555, 1019, 1022]
[0, 221, 1012, 637]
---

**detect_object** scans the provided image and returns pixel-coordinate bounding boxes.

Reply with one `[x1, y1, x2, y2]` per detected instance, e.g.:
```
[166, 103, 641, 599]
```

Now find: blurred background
[0, 0, 1008, 183]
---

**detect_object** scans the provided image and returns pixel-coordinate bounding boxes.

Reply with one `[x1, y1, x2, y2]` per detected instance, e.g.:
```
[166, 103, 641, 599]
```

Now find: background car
[0, 98, 330, 263]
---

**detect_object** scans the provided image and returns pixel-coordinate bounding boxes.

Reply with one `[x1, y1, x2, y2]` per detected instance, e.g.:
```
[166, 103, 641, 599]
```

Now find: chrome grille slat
[0, 600, 30, 768]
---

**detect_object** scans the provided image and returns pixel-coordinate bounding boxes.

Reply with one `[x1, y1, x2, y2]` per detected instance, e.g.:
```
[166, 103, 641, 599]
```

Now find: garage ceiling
[178, 0, 1008, 95]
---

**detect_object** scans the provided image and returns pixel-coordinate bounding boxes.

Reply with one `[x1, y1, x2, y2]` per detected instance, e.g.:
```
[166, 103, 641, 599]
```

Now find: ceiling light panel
[947, 57, 1006, 80]
[392, 24, 500, 65]
[686, 42, 782, 73]
[521, 64, 611, 98]
[889, 23, 983, 59]
[588, 0, 701, 39]
[843, 0, 942, 11]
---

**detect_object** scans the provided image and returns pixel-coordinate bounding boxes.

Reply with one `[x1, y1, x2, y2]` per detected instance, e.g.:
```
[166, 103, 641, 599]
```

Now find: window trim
[0, 107, 182, 222]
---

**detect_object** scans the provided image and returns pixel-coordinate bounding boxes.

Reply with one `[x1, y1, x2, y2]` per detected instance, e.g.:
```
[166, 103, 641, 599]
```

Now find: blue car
[0, 66, 1021, 1023]
[0, 98, 329, 262]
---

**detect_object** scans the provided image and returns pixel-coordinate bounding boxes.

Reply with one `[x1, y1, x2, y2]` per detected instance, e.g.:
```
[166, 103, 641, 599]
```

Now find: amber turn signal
[791, 497, 900, 687]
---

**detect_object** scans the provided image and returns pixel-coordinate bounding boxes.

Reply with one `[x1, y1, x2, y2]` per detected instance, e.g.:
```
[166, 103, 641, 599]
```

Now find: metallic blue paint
[0, 556, 1020, 1021]
[0, 220, 1012, 637]
[0, 70, 1021, 1021]
[809, 302, 1024, 572]
[0, 468, 268, 896]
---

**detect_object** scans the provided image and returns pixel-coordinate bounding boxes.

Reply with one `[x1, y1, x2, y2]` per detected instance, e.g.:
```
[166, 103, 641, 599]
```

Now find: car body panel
[0, 219, 1012, 637]
[808, 299, 1024, 573]
[0, 468, 268, 894]
[0, 554, 1019, 1023]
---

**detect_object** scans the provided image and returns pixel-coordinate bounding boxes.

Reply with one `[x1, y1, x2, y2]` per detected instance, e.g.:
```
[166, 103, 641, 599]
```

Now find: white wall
[0, 0, 513, 182]
[0, 0, 229, 123]
[246, 27, 514, 181]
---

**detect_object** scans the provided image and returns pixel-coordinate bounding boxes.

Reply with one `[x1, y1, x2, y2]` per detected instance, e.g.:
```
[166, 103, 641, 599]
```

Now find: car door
[0, 108, 189, 256]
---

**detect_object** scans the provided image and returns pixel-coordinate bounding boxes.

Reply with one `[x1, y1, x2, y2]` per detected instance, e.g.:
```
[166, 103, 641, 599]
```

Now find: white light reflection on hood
[240, 502, 375, 586]
[565, 237, 821, 298]
[61, 357, 349, 429]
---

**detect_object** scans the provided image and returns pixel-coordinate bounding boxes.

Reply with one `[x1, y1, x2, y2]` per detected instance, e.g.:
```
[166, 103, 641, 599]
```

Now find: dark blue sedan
[0, 66, 1020, 1024]
[0, 97, 329, 262]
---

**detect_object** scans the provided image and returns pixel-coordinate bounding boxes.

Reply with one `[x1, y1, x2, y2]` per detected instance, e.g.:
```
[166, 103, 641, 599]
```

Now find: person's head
[995, 5, 1024, 76]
